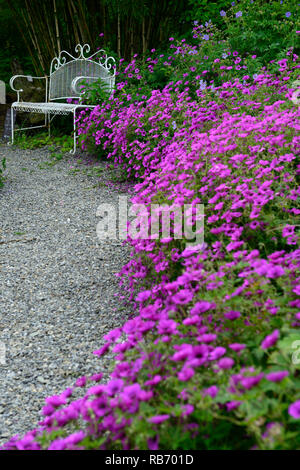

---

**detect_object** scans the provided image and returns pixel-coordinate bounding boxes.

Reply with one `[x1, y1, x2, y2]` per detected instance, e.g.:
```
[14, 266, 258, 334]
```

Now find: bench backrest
[49, 44, 116, 101]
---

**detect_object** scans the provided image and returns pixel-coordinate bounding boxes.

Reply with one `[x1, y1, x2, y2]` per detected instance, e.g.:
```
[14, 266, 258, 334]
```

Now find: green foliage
[224, 0, 299, 63]
[13, 132, 74, 154]
[184, 0, 299, 66]
[185, 0, 233, 27]
[80, 79, 115, 106]
[0, 156, 6, 187]
[82, 0, 299, 110]
[14, 132, 51, 150]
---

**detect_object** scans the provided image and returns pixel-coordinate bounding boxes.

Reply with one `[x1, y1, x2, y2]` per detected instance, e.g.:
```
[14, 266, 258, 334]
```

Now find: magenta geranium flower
[147, 435, 159, 450]
[226, 401, 241, 411]
[45, 394, 67, 408]
[178, 367, 195, 381]
[136, 290, 152, 302]
[203, 385, 218, 398]
[288, 400, 300, 419]
[106, 379, 124, 396]
[181, 404, 194, 416]
[218, 357, 235, 369]
[265, 371, 289, 383]
[148, 414, 170, 424]
[292, 285, 300, 296]
[229, 343, 246, 352]
[240, 373, 264, 390]
[261, 330, 280, 350]
[172, 289, 194, 305]
[93, 342, 111, 357]
[282, 225, 295, 237]
[75, 376, 87, 388]
[209, 347, 226, 361]
[198, 333, 217, 343]
[224, 310, 241, 320]
[191, 301, 215, 314]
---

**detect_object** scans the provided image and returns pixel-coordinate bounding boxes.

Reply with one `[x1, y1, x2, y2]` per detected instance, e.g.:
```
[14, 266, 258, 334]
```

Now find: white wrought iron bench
[9, 44, 116, 154]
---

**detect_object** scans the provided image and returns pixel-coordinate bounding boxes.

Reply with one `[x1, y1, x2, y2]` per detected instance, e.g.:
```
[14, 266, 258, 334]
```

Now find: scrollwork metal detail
[75, 43, 91, 58]
[50, 44, 116, 76]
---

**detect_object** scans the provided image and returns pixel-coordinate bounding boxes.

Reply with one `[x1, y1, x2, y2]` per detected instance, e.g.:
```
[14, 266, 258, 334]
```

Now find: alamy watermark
[292, 340, 300, 365]
[291, 80, 300, 105]
[96, 196, 204, 247]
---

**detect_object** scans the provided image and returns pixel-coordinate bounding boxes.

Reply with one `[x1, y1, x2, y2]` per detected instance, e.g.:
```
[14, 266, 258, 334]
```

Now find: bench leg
[8, 109, 49, 146]
[70, 109, 77, 154]
[7, 107, 15, 146]
[11, 107, 15, 145]
[47, 113, 50, 137]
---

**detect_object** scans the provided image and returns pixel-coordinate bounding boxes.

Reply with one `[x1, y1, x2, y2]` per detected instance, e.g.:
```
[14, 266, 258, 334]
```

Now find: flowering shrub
[187, 0, 299, 65]
[2, 19, 300, 451]
[79, 7, 299, 113]
[224, 0, 299, 64]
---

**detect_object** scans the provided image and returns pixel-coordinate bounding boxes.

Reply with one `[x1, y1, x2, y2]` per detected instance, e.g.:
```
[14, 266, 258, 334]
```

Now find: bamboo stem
[66, 0, 80, 45]
[142, 17, 146, 55]
[63, 4, 72, 51]
[130, 18, 134, 60]
[117, 11, 121, 58]
[70, 0, 85, 44]
[24, 0, 46, 74]
[102, 2, 107, 45]
[77, 0, 93, 46]
[6, 1, 41, 75]
[53, 0, 61, 54]
[44, 3, 56, 54]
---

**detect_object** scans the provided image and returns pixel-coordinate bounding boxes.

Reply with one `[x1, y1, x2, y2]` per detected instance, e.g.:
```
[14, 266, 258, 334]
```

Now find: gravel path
[0, 144, 131, 444]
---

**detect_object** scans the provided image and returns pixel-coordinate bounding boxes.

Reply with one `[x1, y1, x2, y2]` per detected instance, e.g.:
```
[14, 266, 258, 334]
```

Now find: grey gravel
[0, 144, 132, 445]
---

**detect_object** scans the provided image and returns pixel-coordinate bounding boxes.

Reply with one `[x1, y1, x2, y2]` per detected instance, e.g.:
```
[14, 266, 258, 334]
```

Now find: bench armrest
[10, 75, 48, 102]
[71, 75, 114, 97]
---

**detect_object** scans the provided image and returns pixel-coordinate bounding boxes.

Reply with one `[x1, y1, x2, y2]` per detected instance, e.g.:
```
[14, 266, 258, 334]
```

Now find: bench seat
[12, 101, 95, 115]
